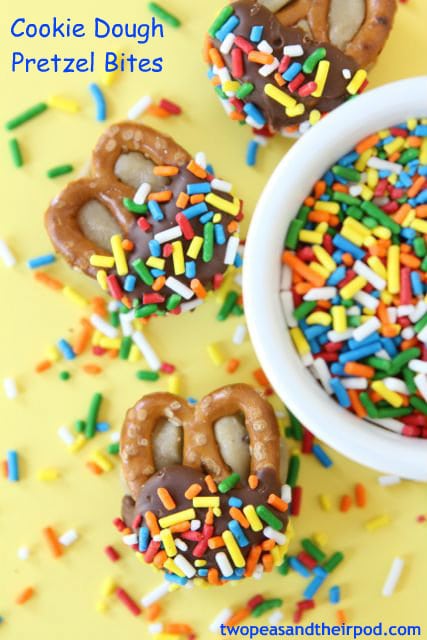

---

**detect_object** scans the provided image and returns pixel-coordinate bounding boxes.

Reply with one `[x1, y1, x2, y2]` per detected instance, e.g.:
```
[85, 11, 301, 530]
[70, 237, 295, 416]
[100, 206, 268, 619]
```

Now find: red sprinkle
[115, 587, 141, 616]
[104, 545, 120, 562]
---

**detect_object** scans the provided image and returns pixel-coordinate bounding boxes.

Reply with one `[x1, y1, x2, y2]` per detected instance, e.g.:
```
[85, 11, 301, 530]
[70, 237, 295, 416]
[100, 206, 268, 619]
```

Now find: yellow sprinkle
[213, 507, 222, 517]
[168, 373, 181, 395]
[341, 227, 364, 247]
[346, 69, 367, 95]
[160, 529, 177, 557]
[387, 245, 400, 294]
[420, 137, 427, 165]
[411, 219, 427, 234]
[290, 327, 310, 356]
[319, 494, 332, 512]
[128, 344, 140, 363]
[96, 269, 108, 291]
[62, 285, 88, 307]
[45, 345, 61, 362]
[366, 168, 379, 189]
[222, 530, 245, 568]
[99, 337, 121, 350]
[309, 262, 330, 279]
[380, 290, 393, 305]
[159, 509, 196, 529]
[272, 543, 288, 566]
[95, 599, 108, 613]
[187, 236, 204, 259]
[402, 209, 416, 227]
[314, 201, 339, 214]
[365, 514, 390, 532]
[313, 532, 328, 548]
[372, 226, 391, 240]
[91, 451, 114, 472]
[407, 117, 417, 131]
[312, 60, 330, 97]
[340, 276, 367, 300]
[387, 173, 397, 186]
[355, 148, 374, 171]
[367, 256, 387, 279]
[37, 468, 60, 481]
[110, 234, 128, 276]
[264, 83, 296, 108]
[163, 558, 185, 577]
[362, 236, 376, 248]
[313, 245, 336, 272]
[100, 577, 116, 597]
[172, 241, 185, 275]
[331, 306, 347, 333]
[205, 193, 240, 216]
[286, 103, 305, 118]
[195, 559, 207, 567]
[146, 256, 166, 270]
[222, 80, 240, 93]
[306, 312, 331, 327]
[212, 213, 222, 223]
[345, 218, 371, 238]
[100, 60, 120, 87]
[371, 381, 403, 408]
[384, 137, 405, 156]
[243, 505, 263, 532]
[360, 185, 374, 201]
[309, 109, 321, 125]
[207, 342, 225, 365]
[193, 497, 220, 508]
[299, 230, 323, 244]
[378, 129, 390, 139]
[89, 254, 115, 269]
[315, 222, 328, 235]
[69, 434, 86, 454]
[47, 95, 80, 113]
[91, 330, 102, 347]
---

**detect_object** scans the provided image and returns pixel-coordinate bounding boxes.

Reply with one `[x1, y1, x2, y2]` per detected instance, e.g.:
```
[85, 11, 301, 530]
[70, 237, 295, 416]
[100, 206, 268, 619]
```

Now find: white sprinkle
[414, 373, 427, 401]
[246, 115, 265, 129]
[375, 349, 391, 360]
[301, 352, 314, 367]
[132, 331, 161, 371]
[259, 58, 279, 77]
[175, 539, 188, 552]
[409, 300, 427, 323]
[280, 291, 297, 328]
[174, 553, 196, 578]
[90, 314, 118, 339]
[152, 534, 161, 542]
[280, 265, 292, 291]
[349, 184, 363, 196]
[123, 533, 138, 546]
[17, 546, 30, 560]
[416, 323, 427, 343]
[127, 95, 153, 120]
[215, 551, 233, 577]
[210, 608, 233, 633]
[58, 425, 75, 446]
[165, 277, 194, 300]
[220, 32, 235, 54]
[401, 327, 414, 340]
[347, 306, 361, 316]
[342, 68, 352, 79]
[253, 563, 264, 580]
[218, 66, 232, 87]
[354, 290, 380, 310]
[110, 431, 120, 443]
[304, 287, 337, 301]
[269, 610, 284, 624]
[299, 121, 311, 135]
[352, 316, 381, 342]
[224, 236, 240, 265]
[341, 377, 368, 390]
[108, 300, 120, 312]
[154, 226, 182, 244]
[194, 151, 207, 169]
[397, 304, 414, 317]
[382, 557, 405, 597]
[181, 299, 204, 313]
[253, 134, 269, 146]
[148, 623, 164, 634]
[234, 272, 243, 288]
[258, 39, 273, 54]
[281, 484, 292, 503]
[119, 309, 135, 337]
[383, 377, 409, 395]
[283, 44, 304, 57]
[232, 324, 247, 345]
[353, 260, 386, 290]
[368, 157, 402, 174]
[59, 529, 79, 547]
[263, 527, 287, 545]
[190, 519, 201, 531]
[133, 182, 151, 205]
[367, 418, 404, 434]
[3, 377, 18, 399]
[327, 329, 354, 342]
[211, 178, 232, 193]
[220, 98, 234, 116]
[378, 475, 401, 486]
[0, 239, 17, 267]
[311, 358, 332, 394]
[141, 582, 170, 607]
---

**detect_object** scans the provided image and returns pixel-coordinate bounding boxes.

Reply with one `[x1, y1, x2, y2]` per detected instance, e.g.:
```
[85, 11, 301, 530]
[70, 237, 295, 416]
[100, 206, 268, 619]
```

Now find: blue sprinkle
[187, 182, 211, 195]
[330, 378, 351, 408]
[339, 151, 359, 167]
[228, 520, 250, 547]
[147, 200, 164, 221]
[332, 235, 365, 260]
[148, 239, 161, 257]
[124, 274, 137, 292]
[214, 224, 226, 245]
[312, 443, 333, 468]
[27, 253, 56, 269]
[243, 103, 266, 126]
[234, 252, 243, 268]
[330, 363, 348, 377]
[7, 450, 19, 482]
[206, 163, 215, 175]
[89, 83, 106, 121]
[332, 250, 344, 264]
[329, 585, 341, 604]
[246, 139, 259, 167]
[164, 573, 188, 586]
[304, 575, 326, 599]
[185, 261, 196, 279]
[289, 556, 311, 578]
[304, 325, 328, 340]
[215, 15, 240, 41]
[308, 338, 321, 355]
[415, 124, 427, 136]
[96, 422, 110, 432]
[200, 212, 214, 224]
[250, 25, 264, 42]
[57, 338, 76, 360]
[327, 265, 346, 286]
[338, 342, 382, 364]
[187, 397, 198, 405]
[150, 269, 165, 278]
[411, 271, 423, 296]
[381, 337, 398, 358]
[348, 332, 380, 349]
[282, 62, 302, 82]
[181, 202, 209, 219]
[228, 496, 243, 508]
[138, 526, 150, 552]
[313, 566, 328, 578]
[198, 568, 209, 577]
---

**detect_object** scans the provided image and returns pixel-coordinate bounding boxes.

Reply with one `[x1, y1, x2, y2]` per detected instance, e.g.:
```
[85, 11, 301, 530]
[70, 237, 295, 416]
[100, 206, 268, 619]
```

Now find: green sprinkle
[135, 304, 158, 318]
[323, 551, 344, 573]
[359, 392, 378, 418]
[136, 370, 160, 381]
[217, 291, 238, 321]
[277, 556, 289, 575]
[166, 294, 182, 311]
[403, 367, 417, 394]
[360, 201, 400, 234]
[208, 5, 234, 36]
[59, 370, 70, 381]
[132, 258, 154, 286]
[108, 442, 120, 455]
[421, 255, 427, 272]
[302, 47, 326, 74]
[235, 82, 254, 100]
[8, 138, 23, 167]
[332, 166, 361, 182]
[286, 454, 300, 487]
[347, 315, 361, 328]
[346, 205, 364, 220]
[301, 538, 326, 562]
[215, 86, 228, 100]
[289, 412, 303, 441]
[331, 191, 360, 206]
[109, 310, 120, 328]
[252, 599, 283, 618]
[376, 407, 412, 418]
[232, 304, 244, 316]
[285, 219, 303, 250]
[123, 198, 148, 215]
[85, 392, 103, 439]
[47, 164, 74, 179]
[362, 216, 378, 229]
[293, 300, 316, 321]
[409, 395, 427, 416]
[414, 237, 426, 259]
[147, 2, 181, 26]
[218, 472, 240, 494]
[256, 505, 283, 531]
[388, 348, 421, 374]
[203, 222, 214, 263]
[5, 102, 48, 130]
[296, 205, 310, 224]
[365, 356, 391, 372]
[399, 148, 419, 164]
[75, 419, 86, 434]
[414, 313, 427, 334]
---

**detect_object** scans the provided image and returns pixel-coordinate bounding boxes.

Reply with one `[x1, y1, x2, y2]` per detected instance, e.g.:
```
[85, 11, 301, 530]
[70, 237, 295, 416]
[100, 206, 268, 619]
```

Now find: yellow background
[1, 0, 426, 638]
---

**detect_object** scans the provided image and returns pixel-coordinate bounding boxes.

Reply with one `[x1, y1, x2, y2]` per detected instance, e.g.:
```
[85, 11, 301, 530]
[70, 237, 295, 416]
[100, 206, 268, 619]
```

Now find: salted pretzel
[119, 384, 290, 584]
[267, 0, 397, 67]
[45, 122, 242, 315]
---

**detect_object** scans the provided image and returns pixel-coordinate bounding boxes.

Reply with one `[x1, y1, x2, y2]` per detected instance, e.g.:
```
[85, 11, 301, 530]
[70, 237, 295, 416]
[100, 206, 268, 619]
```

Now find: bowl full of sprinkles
[243, 76, 427, 481]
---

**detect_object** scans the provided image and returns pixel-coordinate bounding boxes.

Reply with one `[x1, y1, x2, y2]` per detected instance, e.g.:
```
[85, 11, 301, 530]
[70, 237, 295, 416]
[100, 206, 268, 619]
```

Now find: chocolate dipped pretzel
[119, 384, 290, 585]
[45, 122, 242, 316]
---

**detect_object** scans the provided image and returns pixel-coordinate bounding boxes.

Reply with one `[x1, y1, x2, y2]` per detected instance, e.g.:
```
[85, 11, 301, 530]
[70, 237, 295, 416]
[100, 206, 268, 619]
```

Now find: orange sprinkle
[43, 526, 63, 557]
[208, 567, 221, 585]
[294, 282, 313, 296]
[145, 511, 160, 536]
[120, 296, 133, 309]
[86, 461, 103, 475]
[226, 608, 250, 626]
[317, 300, 332, 311]
[176, 191, 189, 208]
[2, 460, 8, 477]
[190, 278, 207, 299]
[244, 545, 262, 578]
[229, 111, 246, 122]
[248, 51, 274, 65]
[355, 482, 367, 507]
[35, 359, 52, 373]
[332, 182, 348, 193]
[147, 105, 171, 118]
[388, 151, 400, 163]
[153, 550, 167, 569]
[262, 553, 274, 572]
[205, 475, 217, 493]
[82, 364, 102, 375]
[34, 271, 63, 290]
[16, 587, 35, 605]
[415, 205, 427, 218]
[348, 389, 366, 418]
[340, 495, 352, 513]
[108, 349, 118, 359]
[148, 190, 173, 202]
[74, 319, 93, 354]
[267, 494, 288, 513]
[304, 196, 315, 207]
[226, 358, 240, 373]
[344, 362, 375, 378]
[205, 508, 214, 526]
[227, 220, 239, 234]
[165, 624, 194, 635]
[208, 47, 225, 69]
[356, 133, 379, 154]
[122, 239, 134, 252]
[184, 483, 202, 500]
[408, 175, 425, 198]
[253, 368, 269, 387]
[274, 72, 285, 87]
[381, 324, 400, 338]
[282, 251, 325, 287]
[208, 536, 225, 550]
[400, 253, 421, 269]
[314, 181, 326, 198]
[153, 165, 179, 177]
[157, 488, 176, 511]
[336, 609, 348, 625]
[261, 539, 276, 551]
[406, 136, 422, 148]
[391, 203, 411, 224]
[341, 253, 354, 267]
[146, 603, 161, 621]
[248, 474, 259, 490]
[229, 507, 250, 529]
[190, 193, 205, 205]
[170, 522, 191, 534]
[187, 160, 207, 179]
[152, 276, 166, 292]
[203, 35, 212, 63]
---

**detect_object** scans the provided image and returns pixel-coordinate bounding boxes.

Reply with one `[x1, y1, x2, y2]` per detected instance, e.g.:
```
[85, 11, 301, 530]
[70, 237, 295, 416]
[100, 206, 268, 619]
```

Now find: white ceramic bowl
[243, 76, 427, 482]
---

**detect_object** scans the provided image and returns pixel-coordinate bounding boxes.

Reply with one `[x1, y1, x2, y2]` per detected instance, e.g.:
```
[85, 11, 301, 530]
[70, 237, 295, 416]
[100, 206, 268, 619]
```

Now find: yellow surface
[1, 0, 427, 638]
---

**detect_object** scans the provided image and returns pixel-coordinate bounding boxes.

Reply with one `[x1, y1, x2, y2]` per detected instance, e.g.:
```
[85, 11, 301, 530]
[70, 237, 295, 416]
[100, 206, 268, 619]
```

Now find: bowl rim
[243, 76, 427, 482]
